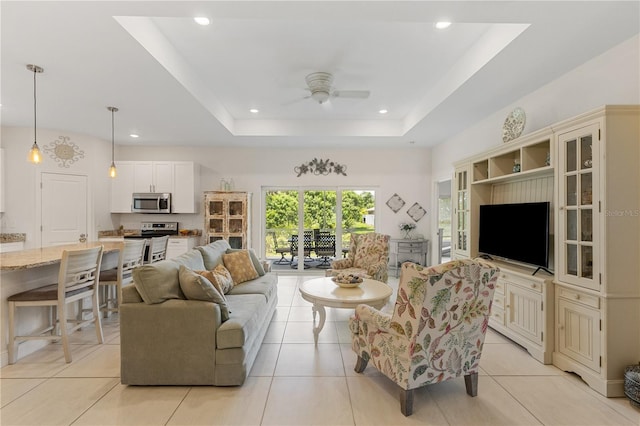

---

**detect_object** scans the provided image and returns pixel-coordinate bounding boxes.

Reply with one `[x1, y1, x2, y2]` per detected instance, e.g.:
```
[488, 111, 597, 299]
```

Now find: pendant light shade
[27, 64, 44, 164]
[107, 106, 118, 178]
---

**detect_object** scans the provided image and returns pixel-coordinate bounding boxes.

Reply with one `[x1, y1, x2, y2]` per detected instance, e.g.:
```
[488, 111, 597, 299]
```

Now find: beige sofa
[119, 240, 277, 386]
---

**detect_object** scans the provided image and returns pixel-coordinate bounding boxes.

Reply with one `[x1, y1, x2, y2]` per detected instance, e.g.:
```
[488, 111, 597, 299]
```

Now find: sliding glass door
[263, 187, 376, 272]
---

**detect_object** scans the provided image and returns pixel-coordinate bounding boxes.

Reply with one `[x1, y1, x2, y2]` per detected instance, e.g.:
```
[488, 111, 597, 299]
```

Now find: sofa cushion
[217, 294, 266, 349]
[195, 264, 234, 295]
[226, 248, 265, 276]
[227, 273, 277, 302]
[171, 248, 206, 271]
[196, 240, 231, 270]
[179, 265, 229, 321]
[222, 251, 259, 285]
[132, 260, 183, 305]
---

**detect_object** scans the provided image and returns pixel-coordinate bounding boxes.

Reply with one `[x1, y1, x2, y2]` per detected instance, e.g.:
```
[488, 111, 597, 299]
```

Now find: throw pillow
[226, 248, 266, 276]
[132, 260, 184, 305]
[195, 264, 234, 295]
[222, 250, 259, 285]
[178, 265, 230, 321]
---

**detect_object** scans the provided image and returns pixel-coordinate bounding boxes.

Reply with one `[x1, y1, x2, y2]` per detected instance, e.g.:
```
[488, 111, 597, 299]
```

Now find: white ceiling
[1, 1, 638, 148]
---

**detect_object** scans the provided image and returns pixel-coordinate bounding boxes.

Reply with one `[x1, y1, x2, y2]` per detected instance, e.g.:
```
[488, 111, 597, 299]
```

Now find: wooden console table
[389, 238, 429, 277]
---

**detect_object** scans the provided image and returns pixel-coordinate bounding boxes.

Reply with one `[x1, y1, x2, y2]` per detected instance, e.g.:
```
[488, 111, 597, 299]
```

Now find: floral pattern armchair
[326, 232, 390, 283]
[349, 259, 499, 416]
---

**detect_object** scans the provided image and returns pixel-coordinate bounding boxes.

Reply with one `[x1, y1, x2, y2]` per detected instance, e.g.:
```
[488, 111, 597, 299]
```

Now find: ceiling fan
[302, 72, 370, 104]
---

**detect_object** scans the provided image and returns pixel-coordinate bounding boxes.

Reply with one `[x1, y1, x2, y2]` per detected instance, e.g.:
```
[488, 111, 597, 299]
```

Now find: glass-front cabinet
[556, 124, 600, 290]
[204, 191, 251, 249]
[453, 165, 470, 259]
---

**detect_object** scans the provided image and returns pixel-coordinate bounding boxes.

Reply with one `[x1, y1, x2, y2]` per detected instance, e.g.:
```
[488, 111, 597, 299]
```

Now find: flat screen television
[478, 202, 550, 269]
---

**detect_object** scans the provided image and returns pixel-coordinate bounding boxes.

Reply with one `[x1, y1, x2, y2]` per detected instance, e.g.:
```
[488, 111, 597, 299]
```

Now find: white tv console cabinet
[488, 261, 554, 364]
[453, 105, 640, 397]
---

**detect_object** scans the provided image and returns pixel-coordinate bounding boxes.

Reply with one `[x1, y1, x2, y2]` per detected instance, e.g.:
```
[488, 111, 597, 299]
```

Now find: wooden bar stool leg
[59, 302, 72, 363]
[8, 301, 17, 364]
[93, 290, 104, 343]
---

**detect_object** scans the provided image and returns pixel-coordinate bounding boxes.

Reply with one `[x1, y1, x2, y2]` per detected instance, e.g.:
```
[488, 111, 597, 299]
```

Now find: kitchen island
[0, 242, 123, 365]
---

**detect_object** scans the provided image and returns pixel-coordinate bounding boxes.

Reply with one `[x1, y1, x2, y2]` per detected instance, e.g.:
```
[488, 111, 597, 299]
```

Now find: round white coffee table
[298, 277, 393, 344]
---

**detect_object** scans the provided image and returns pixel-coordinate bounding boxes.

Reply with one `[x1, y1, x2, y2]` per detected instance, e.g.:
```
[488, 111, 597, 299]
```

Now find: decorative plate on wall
[502, 107, 526, 143]
[386, 193, 405, 213]
[407, 202, 426, 222]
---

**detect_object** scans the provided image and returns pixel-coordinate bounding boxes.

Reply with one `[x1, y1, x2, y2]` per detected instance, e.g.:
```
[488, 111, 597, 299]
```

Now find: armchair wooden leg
[354, 355, 368, 373]
[464, 372, 478, 397]
[399, 388, 414, 416]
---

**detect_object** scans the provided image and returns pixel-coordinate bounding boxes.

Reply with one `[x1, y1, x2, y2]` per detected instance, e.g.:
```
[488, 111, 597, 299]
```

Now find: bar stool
[7, 246, 105, 364]
[99, 240, 145, 317]
[146, 235, 169, 263]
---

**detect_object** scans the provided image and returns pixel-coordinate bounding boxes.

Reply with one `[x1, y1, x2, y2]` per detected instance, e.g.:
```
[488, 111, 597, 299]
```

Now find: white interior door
[41, 172, 88, 246]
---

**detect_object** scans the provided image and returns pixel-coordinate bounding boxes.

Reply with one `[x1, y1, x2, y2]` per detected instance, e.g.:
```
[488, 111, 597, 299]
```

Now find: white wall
[431, 34, 640, 181]
[115, 145, 433, 253]
[0, 127, 113, 248]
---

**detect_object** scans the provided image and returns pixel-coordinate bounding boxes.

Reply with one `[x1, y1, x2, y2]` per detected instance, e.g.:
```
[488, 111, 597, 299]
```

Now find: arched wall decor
[43, 135, 84, 168]
[294, 158, 347, 177]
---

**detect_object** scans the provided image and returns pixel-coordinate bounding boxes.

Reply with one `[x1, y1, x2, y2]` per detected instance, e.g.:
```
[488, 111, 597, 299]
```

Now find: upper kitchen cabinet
[172, 162, 200, 214]
[133, 161, 173, 193]
[110, 161, 199, 213]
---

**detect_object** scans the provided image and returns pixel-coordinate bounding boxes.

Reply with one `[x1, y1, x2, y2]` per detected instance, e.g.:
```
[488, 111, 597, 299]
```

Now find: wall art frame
[407, 202, 426, 222]
[386, 193, 405, 213]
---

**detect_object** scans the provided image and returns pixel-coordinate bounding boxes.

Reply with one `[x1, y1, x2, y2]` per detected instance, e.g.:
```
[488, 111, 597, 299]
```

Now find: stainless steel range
[124, 222, 179, 262]
[139, 221, 179, 238]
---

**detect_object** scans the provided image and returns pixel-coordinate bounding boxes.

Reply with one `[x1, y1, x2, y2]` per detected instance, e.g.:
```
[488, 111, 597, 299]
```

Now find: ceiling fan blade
[332, 90, 370, 99]
[282, 94, 310, 106]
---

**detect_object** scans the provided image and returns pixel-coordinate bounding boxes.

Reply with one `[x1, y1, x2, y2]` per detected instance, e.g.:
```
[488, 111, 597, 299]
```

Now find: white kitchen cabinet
[110, 161, 198, 213]
[0, 242, 25, 253]
[552, 105, 640, 397]
[172, 162, 200, 213]
[166, 236, 199, 259]
[133, 161, 173, 194]
[488, 264, 554, 364]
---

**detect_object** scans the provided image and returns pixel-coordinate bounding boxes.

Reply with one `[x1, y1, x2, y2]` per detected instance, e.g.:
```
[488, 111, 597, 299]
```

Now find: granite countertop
[0, 241, 124, 271]
[0, 233, 27, 243]
[98, 229, 141, 237]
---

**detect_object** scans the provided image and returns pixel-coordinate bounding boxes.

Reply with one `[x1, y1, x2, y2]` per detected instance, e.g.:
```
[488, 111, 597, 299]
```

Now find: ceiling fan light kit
[305, 72, 333, 104]
[303, 71, 370, 105]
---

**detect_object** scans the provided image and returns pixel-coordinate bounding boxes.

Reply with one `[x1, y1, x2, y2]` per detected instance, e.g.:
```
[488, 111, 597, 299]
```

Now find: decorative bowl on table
[332, 273, 363, 288]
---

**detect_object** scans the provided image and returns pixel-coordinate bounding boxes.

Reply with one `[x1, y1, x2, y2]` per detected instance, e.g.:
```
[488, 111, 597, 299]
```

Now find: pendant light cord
[33, 67, 37, 143]
[111, 108, 115, 162]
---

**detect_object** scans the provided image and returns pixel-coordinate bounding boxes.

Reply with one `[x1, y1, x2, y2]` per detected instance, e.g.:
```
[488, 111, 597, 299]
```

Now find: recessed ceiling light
[129, 134, 139, 138]
[435, 21, 452, 29]
[194, 17, 210, 26]
[379, 109, 388, 114]
[249, 108, 259, 114]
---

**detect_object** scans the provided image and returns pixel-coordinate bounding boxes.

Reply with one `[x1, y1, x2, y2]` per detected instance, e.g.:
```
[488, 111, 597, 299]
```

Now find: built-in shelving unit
[453, 105, 640, 398]
[471, 129, 553, 184]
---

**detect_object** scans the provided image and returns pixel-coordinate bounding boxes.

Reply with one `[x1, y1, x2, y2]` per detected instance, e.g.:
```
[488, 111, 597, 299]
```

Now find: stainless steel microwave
[132, 193, 171, 214]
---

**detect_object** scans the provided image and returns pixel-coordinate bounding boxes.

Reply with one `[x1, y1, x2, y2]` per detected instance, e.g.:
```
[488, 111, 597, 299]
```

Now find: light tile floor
[1, 274, 639, 425]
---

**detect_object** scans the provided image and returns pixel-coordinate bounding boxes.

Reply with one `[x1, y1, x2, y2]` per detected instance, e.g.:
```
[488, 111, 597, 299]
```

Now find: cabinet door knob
[575, 294, 581, 300]
[531, 283, 537, 289]
[558, 324, 564, 330]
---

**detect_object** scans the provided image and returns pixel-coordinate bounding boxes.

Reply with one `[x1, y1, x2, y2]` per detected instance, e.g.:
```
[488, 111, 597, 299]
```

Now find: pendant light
[107, 106, 118, 178]
[27, 64, 44, 164]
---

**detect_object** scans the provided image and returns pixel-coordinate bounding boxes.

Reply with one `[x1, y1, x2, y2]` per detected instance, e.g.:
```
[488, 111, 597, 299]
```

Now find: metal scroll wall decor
[43, 135, 85, 168]
[294, 158, 347, 177]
